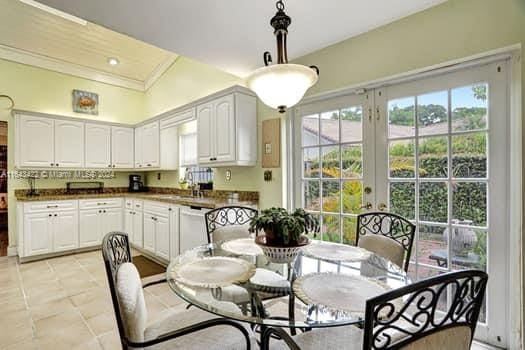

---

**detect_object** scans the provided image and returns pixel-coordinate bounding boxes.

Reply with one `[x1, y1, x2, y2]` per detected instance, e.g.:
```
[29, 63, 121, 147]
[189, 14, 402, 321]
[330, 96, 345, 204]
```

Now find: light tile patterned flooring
[0, 250, 185, 350]
[0, 250, 502, 350]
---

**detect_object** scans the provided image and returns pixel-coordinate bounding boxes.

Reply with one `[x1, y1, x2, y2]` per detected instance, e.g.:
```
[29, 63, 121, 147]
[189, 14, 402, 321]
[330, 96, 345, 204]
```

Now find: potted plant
[250, 207, 318, 263]
[179, 179, 189, 190]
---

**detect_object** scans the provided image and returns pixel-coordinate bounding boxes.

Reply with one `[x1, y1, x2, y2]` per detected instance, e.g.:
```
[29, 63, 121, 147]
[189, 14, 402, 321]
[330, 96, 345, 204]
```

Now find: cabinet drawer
[79, 198, 123, 209]
[24, 200, 78, 213]
[144, 201, 170, 217]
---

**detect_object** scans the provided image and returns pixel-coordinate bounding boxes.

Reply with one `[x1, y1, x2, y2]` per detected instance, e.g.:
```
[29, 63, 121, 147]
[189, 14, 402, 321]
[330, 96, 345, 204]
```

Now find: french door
[294, 60, 509, 347]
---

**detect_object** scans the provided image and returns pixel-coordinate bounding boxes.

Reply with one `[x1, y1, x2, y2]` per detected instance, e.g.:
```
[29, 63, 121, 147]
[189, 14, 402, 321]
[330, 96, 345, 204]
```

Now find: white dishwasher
[179, 206, 210, 253]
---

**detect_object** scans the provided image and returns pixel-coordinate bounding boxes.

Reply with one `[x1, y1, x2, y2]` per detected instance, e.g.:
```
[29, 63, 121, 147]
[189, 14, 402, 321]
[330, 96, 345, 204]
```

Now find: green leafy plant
[250, 207, 319, 246]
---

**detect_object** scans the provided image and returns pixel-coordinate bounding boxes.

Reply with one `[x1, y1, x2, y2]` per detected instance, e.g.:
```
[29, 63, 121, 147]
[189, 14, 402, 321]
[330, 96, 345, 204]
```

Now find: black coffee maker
[129, 174, 145, 192]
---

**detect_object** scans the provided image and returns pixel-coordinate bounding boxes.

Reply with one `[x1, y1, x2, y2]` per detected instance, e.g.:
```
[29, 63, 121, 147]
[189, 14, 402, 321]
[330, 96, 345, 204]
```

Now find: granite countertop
[15, 188, 259, 209]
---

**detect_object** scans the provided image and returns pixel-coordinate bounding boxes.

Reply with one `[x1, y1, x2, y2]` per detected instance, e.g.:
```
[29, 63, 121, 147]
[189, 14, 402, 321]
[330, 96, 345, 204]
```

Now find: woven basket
[255, 235, 310, 264]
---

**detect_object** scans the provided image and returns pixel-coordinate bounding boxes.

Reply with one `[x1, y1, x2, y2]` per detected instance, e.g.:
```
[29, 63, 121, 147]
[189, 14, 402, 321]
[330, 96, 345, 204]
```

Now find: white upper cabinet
[160, 124, 179, 170]
[54, 120, 84, 168]
[17, 114, 55, 168]
[85, 123, 111, 168]
[111, 126, 134, 168]
[197, 92, 256, 167]
[136, 121, 160, 169]
[134, 127, 143, 169]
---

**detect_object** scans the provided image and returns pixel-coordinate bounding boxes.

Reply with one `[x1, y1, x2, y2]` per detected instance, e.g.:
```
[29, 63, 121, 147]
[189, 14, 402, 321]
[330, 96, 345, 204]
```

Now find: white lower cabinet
[143, 214, 156, 254]
[155, 216, 170, 260]
[79, 202, 123, 248]
[23, 212, 53, 256]
[53, 211, 79, 252]
[133, 210, 144, 248]
[170, 207, 180, 260]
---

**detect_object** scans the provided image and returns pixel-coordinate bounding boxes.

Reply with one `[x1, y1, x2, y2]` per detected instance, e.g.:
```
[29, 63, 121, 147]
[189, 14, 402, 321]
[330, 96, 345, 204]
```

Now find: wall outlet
[265, 143, 272, 154]
[225, 170, 232, 181]
[264, 170, 272, 182]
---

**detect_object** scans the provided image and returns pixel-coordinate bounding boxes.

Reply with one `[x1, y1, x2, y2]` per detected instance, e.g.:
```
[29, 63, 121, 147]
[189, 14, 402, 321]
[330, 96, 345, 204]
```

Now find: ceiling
[34, 0, 447, 77]
[0, 0, 178, 90]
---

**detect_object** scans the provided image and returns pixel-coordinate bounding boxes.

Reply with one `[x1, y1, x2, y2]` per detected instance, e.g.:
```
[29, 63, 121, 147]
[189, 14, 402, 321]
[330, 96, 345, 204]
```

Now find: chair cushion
[358, 234, 405, 268]
[145, 306, 254, 350]
[269, 325, 363, 350]
[116, 262, 147, 342]
[212, 224, 251, 242]
[400, 326, 471, 350]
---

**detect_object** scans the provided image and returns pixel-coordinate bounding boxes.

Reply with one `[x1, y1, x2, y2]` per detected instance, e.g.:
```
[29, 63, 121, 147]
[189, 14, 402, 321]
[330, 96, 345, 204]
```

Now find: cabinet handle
[48, 214, 52, 217]
[98, 210, 102, 213]
[46, 205, 59, 208]
[55, 163, 59, 167]
[50, 163, 54, 166]
[54, 214, 58, 217]
[139, 164, 142, 167]
[103, 210, 106, 213]
[147, 164, 152, 167]
[112, 165, 116, 168]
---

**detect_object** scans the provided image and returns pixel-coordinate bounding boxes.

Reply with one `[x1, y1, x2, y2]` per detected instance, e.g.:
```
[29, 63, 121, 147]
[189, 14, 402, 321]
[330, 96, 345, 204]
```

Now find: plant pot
[255, 235, 310, 264]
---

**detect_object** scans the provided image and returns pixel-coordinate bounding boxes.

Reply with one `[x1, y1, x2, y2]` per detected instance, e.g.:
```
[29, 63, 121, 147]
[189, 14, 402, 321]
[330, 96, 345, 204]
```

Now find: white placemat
[302, 241, 372, 262]
[171, 257, 256, 288]
[293, 273, 391, 314]
[221, 238, 263, 256]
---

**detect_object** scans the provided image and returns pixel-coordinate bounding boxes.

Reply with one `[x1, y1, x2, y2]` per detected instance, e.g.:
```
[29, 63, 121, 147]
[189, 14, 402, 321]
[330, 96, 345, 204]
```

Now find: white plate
[170, 257, 256, 288]
[221, 238, 263, 256]
[302, 241, 372, 262]
[293, 272, 391, 314]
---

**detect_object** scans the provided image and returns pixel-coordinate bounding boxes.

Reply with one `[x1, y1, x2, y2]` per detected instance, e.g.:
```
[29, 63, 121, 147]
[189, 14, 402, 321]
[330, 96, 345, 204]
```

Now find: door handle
[360, 202, 373, 210]
[378, 203, 388, 211]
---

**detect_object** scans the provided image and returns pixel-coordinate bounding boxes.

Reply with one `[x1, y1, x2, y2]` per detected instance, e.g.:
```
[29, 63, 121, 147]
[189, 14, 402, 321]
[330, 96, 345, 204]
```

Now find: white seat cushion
[358, 234, 405, 269]
[145, 306, 254, 350]
[212, 224, 251, 242]
[269, 325, 363, 350]
[116, 262, 147, 342]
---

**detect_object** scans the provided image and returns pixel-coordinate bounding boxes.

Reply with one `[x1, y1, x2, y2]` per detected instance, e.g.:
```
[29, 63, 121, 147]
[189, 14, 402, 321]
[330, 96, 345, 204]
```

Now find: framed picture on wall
[72, 90, 98, 115]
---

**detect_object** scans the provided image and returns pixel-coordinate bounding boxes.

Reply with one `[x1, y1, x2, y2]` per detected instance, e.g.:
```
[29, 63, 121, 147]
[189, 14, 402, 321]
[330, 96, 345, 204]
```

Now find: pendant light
[247, 0, 319, 113]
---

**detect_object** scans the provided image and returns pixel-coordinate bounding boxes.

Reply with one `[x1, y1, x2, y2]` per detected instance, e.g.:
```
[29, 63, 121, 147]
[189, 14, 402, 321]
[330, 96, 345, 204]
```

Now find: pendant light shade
[247, 64, 318, 113]
[247, 0, 319, 113]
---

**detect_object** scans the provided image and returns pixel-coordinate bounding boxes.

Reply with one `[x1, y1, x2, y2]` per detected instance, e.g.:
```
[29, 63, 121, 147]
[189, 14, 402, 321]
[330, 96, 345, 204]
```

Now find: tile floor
[0, 251, 501, 350]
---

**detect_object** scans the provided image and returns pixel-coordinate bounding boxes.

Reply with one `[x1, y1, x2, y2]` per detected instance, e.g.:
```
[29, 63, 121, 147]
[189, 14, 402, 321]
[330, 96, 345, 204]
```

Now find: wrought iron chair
[205, 206, 258, 243]
[261, 269, 488, 350]
[356, 212, 416, 272]
[102, 232, 252, 349]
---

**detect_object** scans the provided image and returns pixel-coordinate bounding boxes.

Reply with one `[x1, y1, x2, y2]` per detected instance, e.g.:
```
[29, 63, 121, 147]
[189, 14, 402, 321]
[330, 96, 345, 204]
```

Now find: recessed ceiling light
[18, 0, 88, 26]
[107, 57, 120, 66]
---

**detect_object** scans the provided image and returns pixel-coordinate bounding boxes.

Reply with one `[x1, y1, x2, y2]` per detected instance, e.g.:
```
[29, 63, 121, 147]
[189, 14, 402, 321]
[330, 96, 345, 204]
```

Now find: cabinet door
[18, 115, 55, 167]
[197, 102, 214, 164]
[134, 127, 143, 168]
[54, 119, 84, 168]
[79, 209, 101, 247]
[170, 208, 180, 260]
[23, 212, 53, 256]
[133, 211, 144, 248]
[53, 211, 79, 252]
[143, 215, 156, 253]
[102, 207, 123, 235]
[214, 95, 236, 163]
[155, 216, 170, 260]
[111, 126, 134, 168]
[85, 124, 111, 168]
[124, 210, 134, 243]
[141, 122, 160, 168]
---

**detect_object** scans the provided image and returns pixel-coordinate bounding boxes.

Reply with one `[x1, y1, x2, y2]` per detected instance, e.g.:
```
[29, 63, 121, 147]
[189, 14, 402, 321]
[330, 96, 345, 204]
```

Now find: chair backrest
[102, 232, 133, 348]
[356, 212, 415, 272]
[205, 206, 258, 243]
[362, 270, 488, 350]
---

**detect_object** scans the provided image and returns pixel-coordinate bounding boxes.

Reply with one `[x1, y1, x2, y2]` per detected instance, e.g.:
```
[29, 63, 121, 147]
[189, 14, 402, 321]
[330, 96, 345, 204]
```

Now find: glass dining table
[166, 239, 410, 333]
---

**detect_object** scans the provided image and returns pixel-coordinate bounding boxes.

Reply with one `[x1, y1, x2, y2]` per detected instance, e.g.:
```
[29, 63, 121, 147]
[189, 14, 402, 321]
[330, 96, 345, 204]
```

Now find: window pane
[449, 227, 486, 271]
[452, 132, 487, 178]
[305, 213, 320, 241]
[302, 114, 319, 146]
[419, 182, 448, 223]
[342, 181, 362, 215]
[452, 182, 487, 226]
[342, 216, 357, 245]
[341, 106, 362, 143]
[417, 90, 448, 136]
[389, 140, 415, 178]
[303, 181, 320, 212]
[388, 97, 415, 138]
[419, 225, 447, 268]
[303, 147, 320, 178]
[452, 84, 488, 132]
[322, 215, 341, 243]
[390, 182, 415, 220]
[320, 110, 339, 144]
[322, 181, 340, 213]
[418, 136, 448, 178]
[341, 144, 362, 179]
[321, 146, 340, 178]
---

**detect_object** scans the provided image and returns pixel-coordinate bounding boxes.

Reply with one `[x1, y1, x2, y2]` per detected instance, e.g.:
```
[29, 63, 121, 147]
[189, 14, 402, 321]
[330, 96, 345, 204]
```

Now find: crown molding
[144, 54, 179, 91]
[0, 43, 147, 91]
